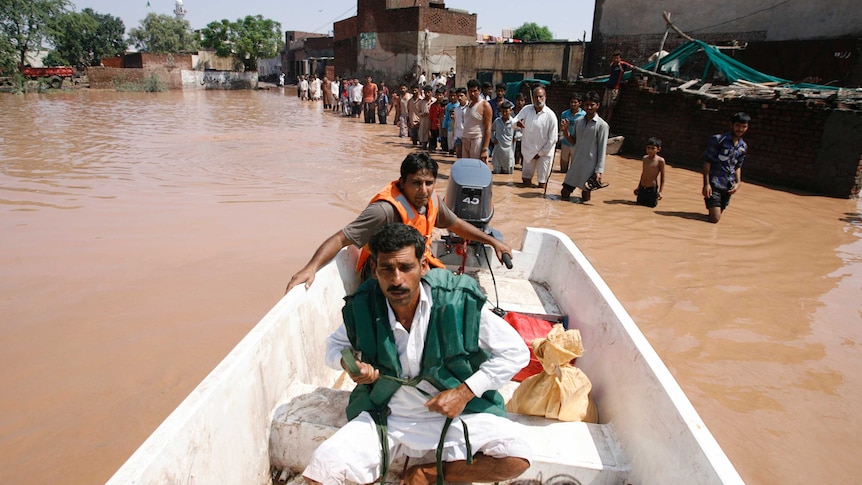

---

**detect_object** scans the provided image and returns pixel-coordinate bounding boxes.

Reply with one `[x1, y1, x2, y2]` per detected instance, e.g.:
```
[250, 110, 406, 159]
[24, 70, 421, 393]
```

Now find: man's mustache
[387, 285, 408, 293]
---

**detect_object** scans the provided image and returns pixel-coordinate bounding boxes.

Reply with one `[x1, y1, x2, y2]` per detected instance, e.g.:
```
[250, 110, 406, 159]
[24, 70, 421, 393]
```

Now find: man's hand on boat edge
[285, 231, 352, 294]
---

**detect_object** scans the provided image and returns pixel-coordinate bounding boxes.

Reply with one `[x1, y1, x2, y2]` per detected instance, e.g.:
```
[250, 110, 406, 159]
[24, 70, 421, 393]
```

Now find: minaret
[173, 0, 187, 19]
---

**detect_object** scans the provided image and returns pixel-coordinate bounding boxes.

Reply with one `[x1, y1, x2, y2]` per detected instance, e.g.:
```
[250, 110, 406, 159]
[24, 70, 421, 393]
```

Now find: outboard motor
[445, 158, 495, 234]
[439, 158, 511, 270]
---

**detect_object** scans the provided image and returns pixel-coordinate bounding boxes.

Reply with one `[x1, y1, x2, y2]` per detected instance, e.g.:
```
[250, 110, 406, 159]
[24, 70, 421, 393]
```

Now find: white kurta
[515, 105, 558, 182]
[563, 114, 609, 191]
[304, 281, 531, 485]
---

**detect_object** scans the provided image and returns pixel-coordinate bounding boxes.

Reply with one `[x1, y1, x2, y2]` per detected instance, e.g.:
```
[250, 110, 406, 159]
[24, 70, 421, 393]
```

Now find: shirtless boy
[634, 137, 666, 208]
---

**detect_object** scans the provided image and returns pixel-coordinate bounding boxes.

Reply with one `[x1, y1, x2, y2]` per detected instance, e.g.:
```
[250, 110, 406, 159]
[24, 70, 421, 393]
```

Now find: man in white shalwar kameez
[514, 86, 557, 189]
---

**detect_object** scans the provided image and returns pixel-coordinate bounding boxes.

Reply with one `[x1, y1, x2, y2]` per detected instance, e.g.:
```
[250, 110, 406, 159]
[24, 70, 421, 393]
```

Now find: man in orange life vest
[285, 152, 513, 292]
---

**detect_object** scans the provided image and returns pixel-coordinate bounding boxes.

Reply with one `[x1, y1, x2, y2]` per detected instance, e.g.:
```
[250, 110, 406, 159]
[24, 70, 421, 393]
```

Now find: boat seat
[270, 383, 630, 484]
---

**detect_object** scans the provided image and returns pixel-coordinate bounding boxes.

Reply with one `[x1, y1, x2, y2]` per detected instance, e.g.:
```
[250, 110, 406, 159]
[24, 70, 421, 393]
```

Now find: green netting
[598, 40, 838, 91]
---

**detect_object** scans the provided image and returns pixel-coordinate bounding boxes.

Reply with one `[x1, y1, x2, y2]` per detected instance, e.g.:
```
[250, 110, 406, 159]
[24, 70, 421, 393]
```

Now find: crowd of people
[291, 59, 750, 224]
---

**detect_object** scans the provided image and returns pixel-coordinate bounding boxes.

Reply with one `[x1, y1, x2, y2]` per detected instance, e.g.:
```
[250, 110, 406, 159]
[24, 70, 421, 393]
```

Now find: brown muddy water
[1, 89, 860, 484]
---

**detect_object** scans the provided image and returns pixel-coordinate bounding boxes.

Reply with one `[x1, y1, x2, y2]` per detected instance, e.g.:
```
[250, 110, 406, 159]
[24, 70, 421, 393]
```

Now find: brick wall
[419, 8, 476, 37]
[334, 17, 358, 40]
[87, 66, 183, 90]
[543, 80, 862, 198]
[334, 38, 358, 77]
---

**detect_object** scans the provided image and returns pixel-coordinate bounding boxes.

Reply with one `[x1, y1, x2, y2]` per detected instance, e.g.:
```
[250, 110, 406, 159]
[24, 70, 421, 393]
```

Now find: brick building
[282, 31, 334, 82]
[333, 0, 476, 86]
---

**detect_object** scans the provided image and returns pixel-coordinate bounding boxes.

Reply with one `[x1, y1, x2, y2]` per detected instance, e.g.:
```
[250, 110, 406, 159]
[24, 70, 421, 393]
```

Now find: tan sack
[506, 324, 598, 423]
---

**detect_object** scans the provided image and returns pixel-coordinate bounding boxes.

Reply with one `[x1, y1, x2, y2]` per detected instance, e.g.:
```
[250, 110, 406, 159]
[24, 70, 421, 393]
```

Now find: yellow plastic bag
[506, 324, 598, 423]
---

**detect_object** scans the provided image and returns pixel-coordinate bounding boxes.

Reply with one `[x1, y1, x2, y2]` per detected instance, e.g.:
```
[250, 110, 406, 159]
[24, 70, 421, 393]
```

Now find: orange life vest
[356, 181, 444, 271]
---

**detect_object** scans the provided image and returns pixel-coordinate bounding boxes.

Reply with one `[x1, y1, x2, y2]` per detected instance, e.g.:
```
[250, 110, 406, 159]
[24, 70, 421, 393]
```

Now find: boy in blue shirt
[376, 90, 390, 125]
[703, 112, 750, 223]
[441, 90, 457, 153]
[559, 94, 586, 173]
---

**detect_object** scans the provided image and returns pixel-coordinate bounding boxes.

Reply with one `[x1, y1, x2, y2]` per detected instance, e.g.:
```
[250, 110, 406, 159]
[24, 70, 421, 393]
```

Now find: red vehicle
[22, 66, 75, 88]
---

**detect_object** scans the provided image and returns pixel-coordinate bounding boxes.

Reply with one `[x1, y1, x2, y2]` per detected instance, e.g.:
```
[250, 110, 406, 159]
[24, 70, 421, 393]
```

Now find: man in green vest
[303, 223, 531, 485]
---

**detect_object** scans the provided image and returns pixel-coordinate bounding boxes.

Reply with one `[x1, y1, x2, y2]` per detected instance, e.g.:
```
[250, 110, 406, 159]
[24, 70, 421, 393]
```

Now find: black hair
[482, 81, 493, 89]
[455, 87, 467, 94]
[423, 85, 433, 91]
[467, 79, 480, 89]
[495, 83, 507, 90]
[584, 91, 601, 103]
[436, 87, 446, 94]
[570, 93, 583, 102]
[646, 137, 662, 148]
[500, 100, 514, 110]
[369, 223, 426, 261]
[399, 152, 438, 181]
[731, 112, 751, 124]
[515, 93, 526, 101]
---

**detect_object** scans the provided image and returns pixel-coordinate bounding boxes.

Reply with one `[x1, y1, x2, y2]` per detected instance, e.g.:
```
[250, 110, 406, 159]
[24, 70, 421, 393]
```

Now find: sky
[72, 0, 596, 41]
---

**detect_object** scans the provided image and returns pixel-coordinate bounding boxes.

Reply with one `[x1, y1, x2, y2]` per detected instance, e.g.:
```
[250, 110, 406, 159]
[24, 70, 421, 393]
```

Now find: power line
[689, 0, 792, 33]
[310, 6, 356, 34]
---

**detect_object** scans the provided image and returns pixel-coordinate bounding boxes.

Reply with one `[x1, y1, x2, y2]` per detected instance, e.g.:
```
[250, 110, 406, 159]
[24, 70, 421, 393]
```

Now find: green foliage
[42, 50, 66, 66]
[48, 9, 126, 68]
[201, 15, 282, 71]
[128, 12, 197, 53]
[0, 0, 72, 67]
[0, 31, 17, 75]
[512, 22, 554, 42]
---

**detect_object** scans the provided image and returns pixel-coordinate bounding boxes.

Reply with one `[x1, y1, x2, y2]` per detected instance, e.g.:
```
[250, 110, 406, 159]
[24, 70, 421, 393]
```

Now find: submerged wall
[181, 71, 258, 90]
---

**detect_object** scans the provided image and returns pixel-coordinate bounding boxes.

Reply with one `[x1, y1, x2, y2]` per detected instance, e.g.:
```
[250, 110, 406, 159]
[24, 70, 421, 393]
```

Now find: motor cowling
[444, 158, 494, 233]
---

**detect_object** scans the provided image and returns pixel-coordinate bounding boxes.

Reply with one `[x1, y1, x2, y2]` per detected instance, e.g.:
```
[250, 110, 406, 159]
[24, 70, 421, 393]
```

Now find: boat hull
[106, 228, 743, 485]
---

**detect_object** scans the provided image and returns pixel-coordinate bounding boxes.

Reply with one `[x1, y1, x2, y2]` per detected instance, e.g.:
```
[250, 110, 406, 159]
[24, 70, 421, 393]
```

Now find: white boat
[106, 228, 744, 485]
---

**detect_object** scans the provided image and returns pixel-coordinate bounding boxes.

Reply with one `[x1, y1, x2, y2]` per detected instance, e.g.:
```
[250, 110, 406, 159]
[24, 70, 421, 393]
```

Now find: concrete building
[282, 31, 334, 82]
[334, 0, 476, 86]
[173, 0, 187, 20]
[588, 0, 862, 85]
[456, 42, 586, 87]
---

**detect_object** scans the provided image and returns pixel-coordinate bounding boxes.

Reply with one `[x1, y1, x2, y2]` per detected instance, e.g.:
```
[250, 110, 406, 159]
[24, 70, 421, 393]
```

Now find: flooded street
[1, 89, 860, 484]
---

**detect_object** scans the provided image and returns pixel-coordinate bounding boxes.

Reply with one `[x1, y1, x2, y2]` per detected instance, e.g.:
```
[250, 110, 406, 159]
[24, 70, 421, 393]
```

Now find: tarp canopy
[598, 39, 838, 91]
[505, 78, 550, 102]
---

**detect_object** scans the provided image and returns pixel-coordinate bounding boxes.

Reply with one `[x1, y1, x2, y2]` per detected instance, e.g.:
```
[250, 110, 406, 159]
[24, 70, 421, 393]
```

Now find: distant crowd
[290, 54, 750, 223]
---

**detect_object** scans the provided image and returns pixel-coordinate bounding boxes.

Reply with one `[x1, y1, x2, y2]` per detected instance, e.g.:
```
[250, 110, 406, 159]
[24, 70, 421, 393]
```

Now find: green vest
[342, 268, 507, 420]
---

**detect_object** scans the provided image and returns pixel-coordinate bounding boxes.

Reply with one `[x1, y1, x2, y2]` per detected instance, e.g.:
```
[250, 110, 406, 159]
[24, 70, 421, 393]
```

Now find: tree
[0, 0, 71, 68]
[0, 32, 16, 75]
[48, 9, 127, 68]
[512, 22, 554, 42]
[201, 15, 282, 71]
[128, 12, 197, 53]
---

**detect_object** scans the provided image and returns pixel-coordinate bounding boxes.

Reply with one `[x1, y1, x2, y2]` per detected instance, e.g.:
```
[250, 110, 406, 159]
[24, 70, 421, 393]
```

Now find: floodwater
[1, 89, 860, 485]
